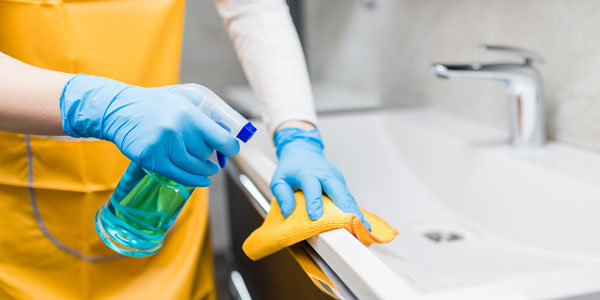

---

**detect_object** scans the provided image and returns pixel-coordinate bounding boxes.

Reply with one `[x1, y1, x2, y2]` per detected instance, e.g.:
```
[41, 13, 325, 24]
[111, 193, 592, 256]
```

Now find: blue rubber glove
[270, 127, 371, 231]
[60, 74, 240, 187]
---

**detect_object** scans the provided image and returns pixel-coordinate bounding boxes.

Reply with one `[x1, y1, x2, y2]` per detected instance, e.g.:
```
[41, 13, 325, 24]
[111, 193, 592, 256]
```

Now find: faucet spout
[431, 45, 546, 148]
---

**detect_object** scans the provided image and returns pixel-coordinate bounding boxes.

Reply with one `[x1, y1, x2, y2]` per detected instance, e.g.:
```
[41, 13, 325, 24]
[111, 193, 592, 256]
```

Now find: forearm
[0, 55, 73, 135]
[216, 0, 318, 135]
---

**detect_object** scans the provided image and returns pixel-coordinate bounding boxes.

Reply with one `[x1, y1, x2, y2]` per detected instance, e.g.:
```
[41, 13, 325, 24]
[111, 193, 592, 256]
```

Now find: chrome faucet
[432, 45, 545, 147]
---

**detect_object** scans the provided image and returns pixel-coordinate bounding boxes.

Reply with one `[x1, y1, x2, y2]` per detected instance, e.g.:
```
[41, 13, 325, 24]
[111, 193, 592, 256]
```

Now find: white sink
[234, 107, 600, 300]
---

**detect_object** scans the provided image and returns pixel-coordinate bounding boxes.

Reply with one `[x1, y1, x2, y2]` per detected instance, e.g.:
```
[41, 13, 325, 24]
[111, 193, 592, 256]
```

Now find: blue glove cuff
[273, 127, 324, 159]
[60, 74, 129, 138]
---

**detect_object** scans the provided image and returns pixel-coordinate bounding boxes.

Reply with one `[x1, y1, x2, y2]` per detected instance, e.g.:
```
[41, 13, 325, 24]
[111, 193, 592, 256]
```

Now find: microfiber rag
[243, 191, 398, 261]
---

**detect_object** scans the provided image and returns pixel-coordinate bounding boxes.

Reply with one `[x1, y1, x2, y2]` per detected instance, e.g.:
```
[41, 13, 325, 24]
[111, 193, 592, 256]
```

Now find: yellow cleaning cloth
[243, 192, 398, 261]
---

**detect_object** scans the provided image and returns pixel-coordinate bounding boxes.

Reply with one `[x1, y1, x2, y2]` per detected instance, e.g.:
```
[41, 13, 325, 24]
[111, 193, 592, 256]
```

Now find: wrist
[60, 74, 129, 139]
[273, 127, 323, 158]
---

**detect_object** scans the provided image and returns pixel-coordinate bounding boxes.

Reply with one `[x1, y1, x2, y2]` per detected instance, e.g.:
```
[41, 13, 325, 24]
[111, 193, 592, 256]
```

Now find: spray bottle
[95, 84, 256, 257]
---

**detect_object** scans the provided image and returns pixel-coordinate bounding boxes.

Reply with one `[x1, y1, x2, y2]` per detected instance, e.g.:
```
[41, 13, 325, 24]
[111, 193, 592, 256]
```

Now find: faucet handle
[474, 44, 543, 65]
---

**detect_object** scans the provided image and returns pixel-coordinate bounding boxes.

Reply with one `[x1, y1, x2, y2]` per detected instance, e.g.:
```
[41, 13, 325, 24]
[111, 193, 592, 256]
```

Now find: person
[0, 0, 369, 299]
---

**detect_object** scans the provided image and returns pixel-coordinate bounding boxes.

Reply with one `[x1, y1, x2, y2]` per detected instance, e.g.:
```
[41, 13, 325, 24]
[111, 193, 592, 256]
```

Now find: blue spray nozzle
[236, 122, 257, 143]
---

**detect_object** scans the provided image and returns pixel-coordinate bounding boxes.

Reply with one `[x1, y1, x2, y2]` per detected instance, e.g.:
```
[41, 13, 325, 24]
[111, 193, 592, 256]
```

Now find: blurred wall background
[181, 0, 600, 253]
[304, 0, 600, 151]
[180, 1, 246, 92]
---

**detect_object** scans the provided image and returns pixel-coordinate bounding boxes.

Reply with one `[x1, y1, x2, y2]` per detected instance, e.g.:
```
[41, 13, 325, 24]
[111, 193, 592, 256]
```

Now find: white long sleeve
[215, 0, 317, 135]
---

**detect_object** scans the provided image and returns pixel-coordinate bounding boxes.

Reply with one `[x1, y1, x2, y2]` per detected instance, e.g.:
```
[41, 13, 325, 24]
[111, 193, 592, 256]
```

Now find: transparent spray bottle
[95, 84, 257, 257]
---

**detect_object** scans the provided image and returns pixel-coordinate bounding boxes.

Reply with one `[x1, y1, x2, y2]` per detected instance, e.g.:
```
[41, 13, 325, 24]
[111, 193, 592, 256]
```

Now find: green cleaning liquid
[95, 163, 194, 256]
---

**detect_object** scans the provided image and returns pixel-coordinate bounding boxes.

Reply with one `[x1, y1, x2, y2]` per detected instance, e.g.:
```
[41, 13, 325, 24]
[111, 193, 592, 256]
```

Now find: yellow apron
[0, 0, 216, 299]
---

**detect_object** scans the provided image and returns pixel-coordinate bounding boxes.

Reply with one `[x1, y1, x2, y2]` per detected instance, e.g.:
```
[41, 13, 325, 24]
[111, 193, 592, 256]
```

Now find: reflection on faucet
[432, 44, 546, 148]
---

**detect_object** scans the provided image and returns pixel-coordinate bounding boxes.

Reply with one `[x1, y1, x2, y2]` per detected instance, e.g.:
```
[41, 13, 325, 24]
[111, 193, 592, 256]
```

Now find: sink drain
[424, 231, 464, 243]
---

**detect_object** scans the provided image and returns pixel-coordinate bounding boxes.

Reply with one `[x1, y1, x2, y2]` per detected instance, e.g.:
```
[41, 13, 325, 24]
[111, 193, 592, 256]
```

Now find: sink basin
[233, 107, 600, 299]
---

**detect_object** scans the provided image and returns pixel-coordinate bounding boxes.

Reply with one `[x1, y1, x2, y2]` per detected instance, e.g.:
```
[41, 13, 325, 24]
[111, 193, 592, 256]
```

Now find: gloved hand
[60, 74, 239, 187]
[270, 127, 371, 231]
